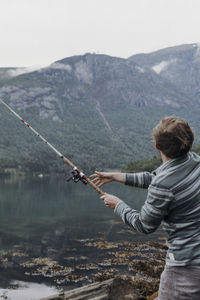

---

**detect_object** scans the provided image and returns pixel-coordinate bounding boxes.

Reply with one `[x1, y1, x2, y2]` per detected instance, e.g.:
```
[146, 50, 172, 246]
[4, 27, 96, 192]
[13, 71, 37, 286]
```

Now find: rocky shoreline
[0, 238, 166, 298]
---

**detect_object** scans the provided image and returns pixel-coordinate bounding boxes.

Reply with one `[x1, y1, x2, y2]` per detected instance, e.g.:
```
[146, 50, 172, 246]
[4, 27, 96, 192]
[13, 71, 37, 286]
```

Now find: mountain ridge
[0, 43, 200, 173]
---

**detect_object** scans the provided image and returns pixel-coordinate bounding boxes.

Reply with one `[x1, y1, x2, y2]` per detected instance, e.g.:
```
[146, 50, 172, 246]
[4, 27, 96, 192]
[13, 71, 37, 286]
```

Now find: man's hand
[100, 193, 122, 209]
[90, 171, 125, 187]
[90, 171, 114, 187]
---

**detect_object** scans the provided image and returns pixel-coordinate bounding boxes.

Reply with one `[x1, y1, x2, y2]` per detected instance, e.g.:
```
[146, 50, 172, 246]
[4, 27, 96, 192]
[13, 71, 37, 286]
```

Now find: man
[91, 116, 200, 300]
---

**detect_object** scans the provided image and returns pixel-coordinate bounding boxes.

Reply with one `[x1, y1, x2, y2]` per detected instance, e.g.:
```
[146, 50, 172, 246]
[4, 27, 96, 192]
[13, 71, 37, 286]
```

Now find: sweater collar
[153, 152, 190, 175]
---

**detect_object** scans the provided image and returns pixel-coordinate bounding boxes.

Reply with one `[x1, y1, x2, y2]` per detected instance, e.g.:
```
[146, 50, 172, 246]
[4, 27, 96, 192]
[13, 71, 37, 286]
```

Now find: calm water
[0, 175, 163, 299]
[0, 175, 149, 250]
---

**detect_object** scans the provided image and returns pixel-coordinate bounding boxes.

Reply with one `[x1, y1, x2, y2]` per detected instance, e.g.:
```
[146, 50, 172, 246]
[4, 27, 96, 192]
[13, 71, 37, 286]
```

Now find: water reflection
[0, 281, 59, 300]
[0, 176, 149, 250]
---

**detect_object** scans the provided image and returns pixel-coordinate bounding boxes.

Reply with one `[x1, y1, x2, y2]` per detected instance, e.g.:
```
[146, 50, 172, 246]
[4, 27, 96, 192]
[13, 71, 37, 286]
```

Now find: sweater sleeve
[125, 172, 155, 188]
[114, 184, 174, 234]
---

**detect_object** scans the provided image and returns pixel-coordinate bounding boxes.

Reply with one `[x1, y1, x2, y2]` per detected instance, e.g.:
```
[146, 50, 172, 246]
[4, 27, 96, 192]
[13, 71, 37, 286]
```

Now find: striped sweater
[114, 152, 200, 266]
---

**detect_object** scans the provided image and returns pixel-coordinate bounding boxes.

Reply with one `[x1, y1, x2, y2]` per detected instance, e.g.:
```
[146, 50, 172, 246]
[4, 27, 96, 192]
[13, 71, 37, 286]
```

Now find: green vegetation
[123, 155, 162, 173]
[123, 145, 200, 173]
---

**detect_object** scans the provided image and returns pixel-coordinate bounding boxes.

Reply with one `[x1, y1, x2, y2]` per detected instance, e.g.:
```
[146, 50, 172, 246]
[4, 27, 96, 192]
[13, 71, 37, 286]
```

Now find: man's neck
[160, 152, 171, 163]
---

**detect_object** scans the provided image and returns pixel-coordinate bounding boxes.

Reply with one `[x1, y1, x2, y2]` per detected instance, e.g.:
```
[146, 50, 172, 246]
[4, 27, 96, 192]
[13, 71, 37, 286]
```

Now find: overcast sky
[0, 0, 200, 67]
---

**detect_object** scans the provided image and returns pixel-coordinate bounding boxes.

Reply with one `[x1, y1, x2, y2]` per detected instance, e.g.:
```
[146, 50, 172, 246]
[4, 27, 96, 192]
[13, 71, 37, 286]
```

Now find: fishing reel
[66, 168, 88, 185]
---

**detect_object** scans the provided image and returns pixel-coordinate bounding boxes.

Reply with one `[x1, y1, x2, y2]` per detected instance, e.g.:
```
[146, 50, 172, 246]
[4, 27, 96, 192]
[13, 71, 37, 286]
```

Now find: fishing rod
[0, 98, 104, 195]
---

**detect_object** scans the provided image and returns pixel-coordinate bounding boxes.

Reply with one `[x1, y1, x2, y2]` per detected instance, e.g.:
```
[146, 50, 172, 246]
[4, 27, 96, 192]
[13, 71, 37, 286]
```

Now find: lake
[0, 175, 165, 299]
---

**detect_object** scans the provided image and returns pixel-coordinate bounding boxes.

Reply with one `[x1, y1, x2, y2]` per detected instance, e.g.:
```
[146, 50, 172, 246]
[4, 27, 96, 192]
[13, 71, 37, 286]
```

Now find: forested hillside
[123, 145, 200, 173]
[0, 44, 200, 174]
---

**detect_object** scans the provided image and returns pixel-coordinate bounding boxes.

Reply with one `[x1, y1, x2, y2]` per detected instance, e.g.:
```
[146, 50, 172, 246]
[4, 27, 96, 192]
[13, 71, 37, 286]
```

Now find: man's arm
[114, 184, 173, 234]
[90, 171, 155, 188]
[125, 172, 155, 188]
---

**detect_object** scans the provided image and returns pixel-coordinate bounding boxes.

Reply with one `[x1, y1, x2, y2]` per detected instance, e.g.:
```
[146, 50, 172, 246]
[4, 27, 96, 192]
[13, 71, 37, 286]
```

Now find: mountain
[0, 44, 200, 174]
[129, 43, 200, 103]
[0, 68, 18, 81]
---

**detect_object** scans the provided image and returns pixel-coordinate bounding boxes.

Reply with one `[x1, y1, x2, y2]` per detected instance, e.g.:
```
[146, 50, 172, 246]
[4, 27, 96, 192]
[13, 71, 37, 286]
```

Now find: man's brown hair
[153, 117, 194, 158]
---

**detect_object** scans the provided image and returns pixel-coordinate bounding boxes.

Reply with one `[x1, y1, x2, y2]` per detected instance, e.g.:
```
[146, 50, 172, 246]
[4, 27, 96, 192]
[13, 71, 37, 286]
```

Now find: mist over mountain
[0, 43, 200, 173]
[129, 43, 200, 103]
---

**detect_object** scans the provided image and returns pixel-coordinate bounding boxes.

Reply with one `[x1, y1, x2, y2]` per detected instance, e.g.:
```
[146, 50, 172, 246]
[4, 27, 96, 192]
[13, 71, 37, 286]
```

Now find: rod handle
[86, 178, 105, 195]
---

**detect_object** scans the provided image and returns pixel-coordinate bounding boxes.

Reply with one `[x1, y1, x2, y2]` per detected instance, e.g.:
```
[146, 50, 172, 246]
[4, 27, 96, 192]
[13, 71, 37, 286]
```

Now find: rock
[41, 276, 146, 300]
[41, 279, 113, 299]
[108, 276, 146, 300]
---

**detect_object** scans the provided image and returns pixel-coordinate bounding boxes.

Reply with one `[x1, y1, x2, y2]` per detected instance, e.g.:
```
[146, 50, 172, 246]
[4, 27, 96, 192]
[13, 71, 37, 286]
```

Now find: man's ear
[154, 140, 159, 150]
